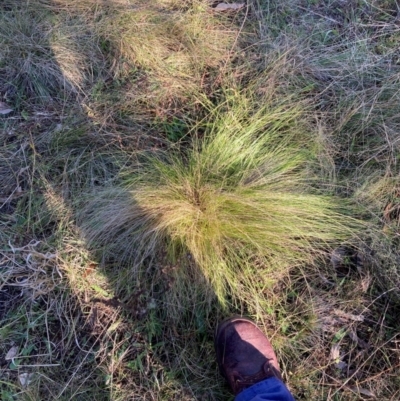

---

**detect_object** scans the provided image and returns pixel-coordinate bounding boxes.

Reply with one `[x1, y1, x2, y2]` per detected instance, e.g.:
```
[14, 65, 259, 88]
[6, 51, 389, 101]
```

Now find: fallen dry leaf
[330, 343, 347, 370]
[5, 346, 18, 360]
[333, 309, 364, 322]
[84, 262, 98, 279]
[0, 101, 13, 115]
[18, 372, 34, 387]
[215, 2, 245, 11]
[346, 385, 376, 398]
[330, 343, 341, 361]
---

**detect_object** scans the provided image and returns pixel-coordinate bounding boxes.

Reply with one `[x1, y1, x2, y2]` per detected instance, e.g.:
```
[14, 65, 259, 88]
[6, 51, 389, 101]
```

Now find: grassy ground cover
[1, 0, 400, 400]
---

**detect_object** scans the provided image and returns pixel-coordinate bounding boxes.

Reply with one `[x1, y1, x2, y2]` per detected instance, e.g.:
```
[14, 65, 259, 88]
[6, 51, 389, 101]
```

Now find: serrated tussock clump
[80, 96, 362, 306]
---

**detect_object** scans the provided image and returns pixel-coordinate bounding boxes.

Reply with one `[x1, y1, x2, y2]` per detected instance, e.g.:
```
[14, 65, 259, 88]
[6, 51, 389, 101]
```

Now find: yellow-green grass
[79, 89, 365, 310]
[1, 0, 400, 400]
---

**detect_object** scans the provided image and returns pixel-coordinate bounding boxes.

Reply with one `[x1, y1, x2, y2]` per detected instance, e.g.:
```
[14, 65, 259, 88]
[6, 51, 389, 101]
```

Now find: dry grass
[1, 0, 400, 400]
[0, 2, 93, 106]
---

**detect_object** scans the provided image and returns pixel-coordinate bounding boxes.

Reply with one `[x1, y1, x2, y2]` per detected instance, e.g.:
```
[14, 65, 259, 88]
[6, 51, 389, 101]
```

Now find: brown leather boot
[215, 317, 283, 395]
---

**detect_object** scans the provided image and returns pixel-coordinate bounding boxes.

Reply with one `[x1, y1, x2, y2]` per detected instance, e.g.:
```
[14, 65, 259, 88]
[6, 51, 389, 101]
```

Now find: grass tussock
[94, 0, 238, 114]
[2, 0, 400, 399]
[80, 92, 363, 306]
[0, 5, 80, 105]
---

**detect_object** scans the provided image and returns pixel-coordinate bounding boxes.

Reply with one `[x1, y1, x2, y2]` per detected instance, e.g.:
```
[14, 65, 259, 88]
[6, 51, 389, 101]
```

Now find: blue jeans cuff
[234, 377, 295, 401]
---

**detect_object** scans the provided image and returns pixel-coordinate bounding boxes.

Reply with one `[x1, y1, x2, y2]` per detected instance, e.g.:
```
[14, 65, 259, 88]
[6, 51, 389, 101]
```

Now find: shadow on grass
[2, 1, 400, 400]
[0, 1, 235, 400]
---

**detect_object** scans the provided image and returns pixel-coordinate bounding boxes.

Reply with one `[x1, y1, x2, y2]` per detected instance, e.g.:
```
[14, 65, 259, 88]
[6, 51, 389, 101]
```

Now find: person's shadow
[0, 1, 238, 400]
